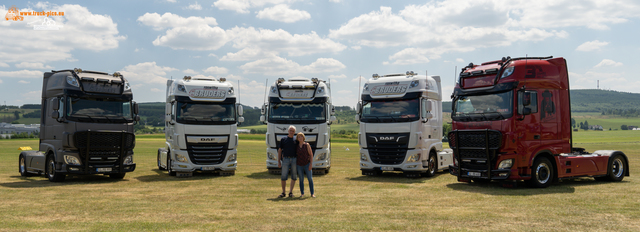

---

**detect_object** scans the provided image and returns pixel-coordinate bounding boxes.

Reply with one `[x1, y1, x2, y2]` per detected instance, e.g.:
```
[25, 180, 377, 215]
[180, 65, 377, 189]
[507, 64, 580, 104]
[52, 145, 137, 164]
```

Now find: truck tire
[19, 155, 33, 177]
[423, 151, 437, 177]
[596, 155, 626, 182]
[45, 155, 65, 182]
[527, 157, 553, 188]
[167, 153, 176, 176]
[109, 173, 126, 179]
[157, 150, 166, 171]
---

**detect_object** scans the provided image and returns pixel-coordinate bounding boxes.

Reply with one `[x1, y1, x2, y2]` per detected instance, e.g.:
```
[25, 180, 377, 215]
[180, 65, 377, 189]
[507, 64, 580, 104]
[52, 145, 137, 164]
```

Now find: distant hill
[443, 89, 640, 113]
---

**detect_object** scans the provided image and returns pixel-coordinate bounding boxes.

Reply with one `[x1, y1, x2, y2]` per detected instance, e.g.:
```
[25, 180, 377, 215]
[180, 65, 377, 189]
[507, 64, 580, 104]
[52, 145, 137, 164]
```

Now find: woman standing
[296, 132, 315, 198]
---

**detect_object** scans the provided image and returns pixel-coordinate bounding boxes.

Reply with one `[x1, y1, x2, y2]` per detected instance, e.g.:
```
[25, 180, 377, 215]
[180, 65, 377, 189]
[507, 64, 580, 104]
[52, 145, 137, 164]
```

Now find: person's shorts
[281, 157, 298, 181]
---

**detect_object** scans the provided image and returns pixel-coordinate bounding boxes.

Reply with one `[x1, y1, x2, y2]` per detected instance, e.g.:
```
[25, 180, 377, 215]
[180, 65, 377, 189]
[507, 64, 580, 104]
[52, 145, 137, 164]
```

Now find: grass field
[1, 130, 639, 231]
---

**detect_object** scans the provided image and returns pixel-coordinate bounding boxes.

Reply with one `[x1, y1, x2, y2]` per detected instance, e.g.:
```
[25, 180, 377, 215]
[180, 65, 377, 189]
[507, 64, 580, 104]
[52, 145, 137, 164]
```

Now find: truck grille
[74, 131, 135, 165]
[366, 133, 410, 165]
[448, 130, 502, 174]
[186, 136, 230, 165]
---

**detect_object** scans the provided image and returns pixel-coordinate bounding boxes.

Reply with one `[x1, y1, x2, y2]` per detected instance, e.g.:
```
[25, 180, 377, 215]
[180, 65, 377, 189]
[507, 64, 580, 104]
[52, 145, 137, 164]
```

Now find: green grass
[0, 131, 639, 231]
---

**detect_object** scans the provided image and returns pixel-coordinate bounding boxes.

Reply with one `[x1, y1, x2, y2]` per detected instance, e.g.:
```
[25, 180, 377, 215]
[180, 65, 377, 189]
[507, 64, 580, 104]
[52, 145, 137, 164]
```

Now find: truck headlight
[64, 155, 81, 165]
[123, 155, 134, 165]
[407, 154, 420, 162]
[501, 66, 515, 79]
[315, 152, 327, 161]
[66, 76, 79, 87]
[360, 153, 367, 161]
[267, 153, 276, 160]
[227, 153, 237, 162]
[498, 159, 513, 169]
[176, 154, 188, 162]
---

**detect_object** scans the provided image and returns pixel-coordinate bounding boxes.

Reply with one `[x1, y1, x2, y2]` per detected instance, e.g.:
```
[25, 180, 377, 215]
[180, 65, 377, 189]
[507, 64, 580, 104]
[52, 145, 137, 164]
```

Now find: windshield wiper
[71, 114, 94, 121]
[104, 115, 130, 122]
[486, 112, 505, 120]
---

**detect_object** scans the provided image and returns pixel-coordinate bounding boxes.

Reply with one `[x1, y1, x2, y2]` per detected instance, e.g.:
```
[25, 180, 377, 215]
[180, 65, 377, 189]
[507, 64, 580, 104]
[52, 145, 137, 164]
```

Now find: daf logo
[379, 136, 395, 141]
[302, 126, 316, 132]
[201, 138, 218, 142]
[276, 126, 287, 131]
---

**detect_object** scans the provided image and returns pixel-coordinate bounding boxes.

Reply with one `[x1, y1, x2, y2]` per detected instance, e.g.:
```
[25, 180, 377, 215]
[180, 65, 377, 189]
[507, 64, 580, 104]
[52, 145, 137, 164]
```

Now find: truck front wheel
[45, 155, 65, 182]
[19, 155, 33, 177]
[527, 157, 553, 188]
[167, 152, 176, 176]
[423, 151, 437, 177]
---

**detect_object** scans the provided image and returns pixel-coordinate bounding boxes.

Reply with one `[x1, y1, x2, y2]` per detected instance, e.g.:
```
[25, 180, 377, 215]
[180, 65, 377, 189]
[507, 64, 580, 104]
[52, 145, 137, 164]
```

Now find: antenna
[237, 80, 241, 103]
[357, 75, 362, 104]
[262, 78, 269, 104]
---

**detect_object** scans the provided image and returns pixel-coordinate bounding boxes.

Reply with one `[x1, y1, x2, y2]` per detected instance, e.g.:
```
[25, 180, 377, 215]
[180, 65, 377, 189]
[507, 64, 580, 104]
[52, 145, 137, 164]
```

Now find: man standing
[278, 125, 298, 197]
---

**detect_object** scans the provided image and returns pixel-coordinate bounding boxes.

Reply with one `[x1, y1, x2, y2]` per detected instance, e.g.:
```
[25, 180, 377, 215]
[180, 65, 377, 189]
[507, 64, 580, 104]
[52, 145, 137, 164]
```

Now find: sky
[1, 0, 639, 108]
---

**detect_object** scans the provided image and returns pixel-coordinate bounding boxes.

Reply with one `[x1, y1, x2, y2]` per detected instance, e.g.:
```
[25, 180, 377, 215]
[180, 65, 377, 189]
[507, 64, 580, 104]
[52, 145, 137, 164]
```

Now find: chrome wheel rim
[19, 157, 25, 174]
[47, 159, 55, 177]
[535, 162, 550, 184]
[428, 156, 436, 174]
[612, 158, 624, 178]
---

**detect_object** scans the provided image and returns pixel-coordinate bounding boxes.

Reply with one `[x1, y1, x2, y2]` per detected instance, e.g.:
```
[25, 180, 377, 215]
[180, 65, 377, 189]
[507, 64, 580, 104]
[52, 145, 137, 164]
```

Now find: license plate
[381, 166, 394, 171]
[202, 166, 216, 171]
[97, 168, 112, 172]
[468, 171, 481, 177]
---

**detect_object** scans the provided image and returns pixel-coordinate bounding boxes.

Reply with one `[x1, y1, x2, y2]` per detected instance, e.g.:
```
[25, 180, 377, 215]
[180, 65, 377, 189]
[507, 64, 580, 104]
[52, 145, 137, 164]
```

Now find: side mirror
[523, 107, 532, 115]
[165, 103, 171, 115]
[133, 102, 139, 115]
[51, 110, 59, 119]
[260, 104, 267, 114]
[238, 117, 245, 123]
[237, 104, 243, 116]
[354, 115, 359, 122]
[426, 113, 433, 119]
[135, 115, 140, 122]
[330, 115, 336, 122]
[330, 105, 336, 115]
[522, 92, 531, 106]
[165, 115, 171, 123]
[259, 115, 265, 123]
[356, 102, 361, 114]
[52, 98, 59, 111]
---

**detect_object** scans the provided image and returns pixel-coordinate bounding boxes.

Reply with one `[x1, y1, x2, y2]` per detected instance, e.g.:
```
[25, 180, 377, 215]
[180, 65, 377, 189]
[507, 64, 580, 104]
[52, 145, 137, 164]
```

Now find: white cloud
[18, 80, 30, 84]
[256, 4, 311, 23]
[167, 0, 177, 2]
[576, 40, 609, 51]
[183, 69, 199, 75]
[351, 76, 366, 83]
[151, 88, 162, 92]
[138, 13, 227, 50]
[0, 62, 9, 68]
[120, 62, 178, 84]
[0, 70, 43, 78]
[185, 1, 203, 10]
[328, 74, 347, 79]
[0, 4, 124, 63]
[203, 66, 229, 74]
[329, 0, 341, 2]
[594, 59, 623, 68]
[570, 71, 632, 91]
[0, 79, 3, 84]
[19, 90, 41, 103]
[456, 58, 464, 63]
[15, 62, 53, 69]
[239, 56, 345, 76]
[226, 27, 346, 57]
[329, 1, 640, 63]
[213, 0, 298, 14]
[134, 48, 143, 52]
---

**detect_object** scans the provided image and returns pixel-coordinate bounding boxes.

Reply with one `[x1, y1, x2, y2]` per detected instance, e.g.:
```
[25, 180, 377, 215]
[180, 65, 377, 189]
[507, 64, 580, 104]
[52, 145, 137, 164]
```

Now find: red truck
[448, 56, 629, 187]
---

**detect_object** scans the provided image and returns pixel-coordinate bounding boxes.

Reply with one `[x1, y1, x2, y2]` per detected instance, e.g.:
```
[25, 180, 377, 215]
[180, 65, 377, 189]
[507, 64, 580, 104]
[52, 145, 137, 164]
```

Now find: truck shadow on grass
[346, 172, 448, 184]
[445, 178, 631, 195]
[1, 175, 127, 188]
[245, 171, 280, 180]
[134, 168, 233, 182]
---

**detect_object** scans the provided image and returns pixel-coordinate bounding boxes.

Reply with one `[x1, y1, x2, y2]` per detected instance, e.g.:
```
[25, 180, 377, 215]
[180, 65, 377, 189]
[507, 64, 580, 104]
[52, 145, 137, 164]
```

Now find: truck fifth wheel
[157, 76, 244, 177]
[356, 71, 453, 178]
[18, 68, 139, 182]
[448, 56, 630, 187]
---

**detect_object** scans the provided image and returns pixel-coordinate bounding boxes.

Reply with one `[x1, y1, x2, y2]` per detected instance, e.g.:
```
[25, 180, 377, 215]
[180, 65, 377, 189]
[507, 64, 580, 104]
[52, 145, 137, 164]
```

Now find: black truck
[18, 68, 139, 182]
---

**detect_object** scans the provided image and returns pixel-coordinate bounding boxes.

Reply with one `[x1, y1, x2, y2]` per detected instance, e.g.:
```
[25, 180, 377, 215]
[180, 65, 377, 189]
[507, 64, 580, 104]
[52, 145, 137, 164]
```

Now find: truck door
[516, 90, 540, 158]
[540, 89, 559, 144]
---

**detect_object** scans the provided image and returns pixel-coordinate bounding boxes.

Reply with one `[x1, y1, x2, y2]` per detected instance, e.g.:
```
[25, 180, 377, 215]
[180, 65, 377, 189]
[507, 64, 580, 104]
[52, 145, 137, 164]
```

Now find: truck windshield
[67, 97, 133, 123]
[452, 91, 513, 121]
[176, 102, 236, 125]
[268, 103, 326, 124]
[360, 98, 420, 123]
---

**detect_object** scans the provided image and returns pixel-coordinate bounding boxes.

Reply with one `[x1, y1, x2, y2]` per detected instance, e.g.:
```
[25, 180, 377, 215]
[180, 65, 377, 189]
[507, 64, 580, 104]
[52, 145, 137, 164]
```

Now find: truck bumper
[65, 163, 136, 174]
[359, 148, 428, 172]
[266, 147, 331, 171]
[448, 164, 514, 181]
[171, 149, 237, 173]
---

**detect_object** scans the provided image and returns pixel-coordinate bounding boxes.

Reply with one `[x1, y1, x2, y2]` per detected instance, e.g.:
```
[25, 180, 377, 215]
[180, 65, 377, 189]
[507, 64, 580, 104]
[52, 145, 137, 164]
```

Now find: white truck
[157, 76, 244, 177]
[260, 77, 336, 175]
[356, 71, 453, 177]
